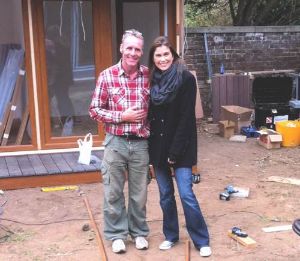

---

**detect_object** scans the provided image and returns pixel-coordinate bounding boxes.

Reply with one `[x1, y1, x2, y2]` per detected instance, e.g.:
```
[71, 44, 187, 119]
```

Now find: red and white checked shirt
[89, 61, 150, 138]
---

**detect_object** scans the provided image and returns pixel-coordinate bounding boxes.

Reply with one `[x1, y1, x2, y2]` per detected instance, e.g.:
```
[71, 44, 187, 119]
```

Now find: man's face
[120, 35, 143, 69]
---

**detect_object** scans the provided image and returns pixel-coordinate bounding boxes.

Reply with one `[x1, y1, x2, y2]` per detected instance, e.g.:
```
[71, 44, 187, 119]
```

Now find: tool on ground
[219, 184, 239, 200]
[228, 230, 256, 248]
[232, 227, 248, 237]
[192, 173, 201, 184]
[41, 185, 79, 192]
[225, 185, 239, 194]
[81, 191, 107, 261]
[219, 191, 230, 200]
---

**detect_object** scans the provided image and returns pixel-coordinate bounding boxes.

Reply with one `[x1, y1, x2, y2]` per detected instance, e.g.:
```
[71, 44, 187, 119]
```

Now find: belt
[119, 134, 146, 140]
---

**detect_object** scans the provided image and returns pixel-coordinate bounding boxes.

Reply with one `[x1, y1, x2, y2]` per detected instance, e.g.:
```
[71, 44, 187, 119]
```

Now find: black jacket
[149, 70, 197, 168]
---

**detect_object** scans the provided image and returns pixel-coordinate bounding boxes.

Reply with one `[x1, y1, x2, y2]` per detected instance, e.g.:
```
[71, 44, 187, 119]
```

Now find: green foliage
[185, 0, 300, 26]
[185, 1, 233, 26]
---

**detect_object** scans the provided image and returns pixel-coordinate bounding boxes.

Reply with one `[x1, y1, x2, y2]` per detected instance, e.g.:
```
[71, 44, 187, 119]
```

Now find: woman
[148, 36, 211, 257]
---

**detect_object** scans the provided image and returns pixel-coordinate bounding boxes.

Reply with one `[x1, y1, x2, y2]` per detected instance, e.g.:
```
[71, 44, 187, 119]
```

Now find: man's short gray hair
[122, 29, 144, 43]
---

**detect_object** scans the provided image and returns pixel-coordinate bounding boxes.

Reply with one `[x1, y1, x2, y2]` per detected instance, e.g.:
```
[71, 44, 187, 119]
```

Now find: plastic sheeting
[0, 48, 24, 123]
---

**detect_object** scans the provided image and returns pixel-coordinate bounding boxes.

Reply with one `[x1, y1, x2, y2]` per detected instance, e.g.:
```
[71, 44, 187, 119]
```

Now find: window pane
[43, 0, 97, 137]
[0, 0, 32, 146]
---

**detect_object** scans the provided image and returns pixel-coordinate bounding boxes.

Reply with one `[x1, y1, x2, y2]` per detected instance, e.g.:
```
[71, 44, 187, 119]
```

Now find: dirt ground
[1, 122, 300, 261]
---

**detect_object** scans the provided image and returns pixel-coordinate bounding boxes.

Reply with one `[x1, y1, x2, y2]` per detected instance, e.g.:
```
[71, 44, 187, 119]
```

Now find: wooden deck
[0, 151, 103, 190]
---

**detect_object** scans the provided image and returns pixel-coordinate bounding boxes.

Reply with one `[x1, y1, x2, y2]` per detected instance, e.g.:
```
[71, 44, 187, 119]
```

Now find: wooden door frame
[32, 0, 111, 149]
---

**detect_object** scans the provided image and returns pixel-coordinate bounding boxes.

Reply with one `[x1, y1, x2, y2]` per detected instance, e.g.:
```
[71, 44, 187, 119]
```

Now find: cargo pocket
[100, 160, 110, 185]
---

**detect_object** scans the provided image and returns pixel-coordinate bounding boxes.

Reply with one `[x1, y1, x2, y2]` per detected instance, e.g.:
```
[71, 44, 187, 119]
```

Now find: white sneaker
[159, 240, 175, 250]
[112, 239, 126, 253]
[200, 246, 212, 257]
[135, 236, 149, 250]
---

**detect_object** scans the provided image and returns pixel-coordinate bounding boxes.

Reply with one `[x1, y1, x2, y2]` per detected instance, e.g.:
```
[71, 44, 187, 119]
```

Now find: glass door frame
[32, 0, 111, 149]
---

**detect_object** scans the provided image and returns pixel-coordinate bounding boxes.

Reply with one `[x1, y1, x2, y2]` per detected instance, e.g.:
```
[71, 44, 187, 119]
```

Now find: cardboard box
[220, 105, 254, 133]
[219, 120, 235, 138]
[257, 129, 282, 149]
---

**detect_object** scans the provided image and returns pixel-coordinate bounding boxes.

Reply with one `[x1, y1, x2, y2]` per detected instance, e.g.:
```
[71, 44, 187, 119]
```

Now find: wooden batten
[1, 171, 102, 191]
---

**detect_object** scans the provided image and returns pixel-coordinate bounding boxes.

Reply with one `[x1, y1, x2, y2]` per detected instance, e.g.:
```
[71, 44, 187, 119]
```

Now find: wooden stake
[82, 193, 107, 261]
[185, 240, 190, 261]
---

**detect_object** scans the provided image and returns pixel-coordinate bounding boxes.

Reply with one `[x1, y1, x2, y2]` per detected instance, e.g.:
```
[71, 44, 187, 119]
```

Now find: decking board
[17, 155, 34, 176]
[0, 151, 104, 190]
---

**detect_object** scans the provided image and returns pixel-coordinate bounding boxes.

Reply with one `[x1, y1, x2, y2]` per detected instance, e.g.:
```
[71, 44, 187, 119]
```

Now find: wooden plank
[262, 225, 292, 233]
[0, 102, 12, 143]
[226, 75, 234, 105]
[51, 153, 73, 173]
[1, 69, 24, 146]
[28, 155, 48, 175]
[0, 157, 9, 177]
[232, 76, 239, 105]
[39, 154, 60, 174]
[17, 155, 34, 176]
[15, 106, 29, 145]
[265, 176, 300, 186]
[5, 156, 22, 177]
[241, 76, 250, 107]
[219, 75, 227, 107]
[0, 171, 102, 190]
[191, 71, 204, 119]
[228, 231, 256, 248]
[212, 75, 220, 122]
[237, 75, 245, 105]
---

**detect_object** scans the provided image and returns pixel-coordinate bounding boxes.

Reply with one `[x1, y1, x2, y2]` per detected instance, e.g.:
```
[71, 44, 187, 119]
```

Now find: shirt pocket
[138, 88, 150, 107]
[111, 87, 126, 106]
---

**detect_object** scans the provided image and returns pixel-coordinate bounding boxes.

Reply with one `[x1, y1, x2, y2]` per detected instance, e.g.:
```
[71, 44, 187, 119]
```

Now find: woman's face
[153, 45, 174, 71]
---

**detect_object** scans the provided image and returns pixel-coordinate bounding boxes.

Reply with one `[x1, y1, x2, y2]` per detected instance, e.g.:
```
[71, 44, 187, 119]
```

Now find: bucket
[275, 120, 300, 147]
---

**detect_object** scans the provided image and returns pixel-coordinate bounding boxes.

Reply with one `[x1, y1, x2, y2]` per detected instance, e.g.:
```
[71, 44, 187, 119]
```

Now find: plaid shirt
[89, 61, 150, 138]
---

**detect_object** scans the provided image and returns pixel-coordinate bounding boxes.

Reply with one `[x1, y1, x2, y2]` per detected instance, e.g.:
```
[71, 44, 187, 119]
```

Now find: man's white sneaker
[135, 236, 149, 250]
[112, 239, 126, 253]
[159, 240, 175, 250]
[200, 246, 212, 257]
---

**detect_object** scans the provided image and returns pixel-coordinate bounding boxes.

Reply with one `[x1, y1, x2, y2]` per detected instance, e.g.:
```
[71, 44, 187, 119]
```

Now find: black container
[252, 75, 300, 129]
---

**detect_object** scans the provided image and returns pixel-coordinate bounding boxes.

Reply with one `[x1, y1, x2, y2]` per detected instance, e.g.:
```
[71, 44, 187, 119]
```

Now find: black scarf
[150, 63, 183, 105]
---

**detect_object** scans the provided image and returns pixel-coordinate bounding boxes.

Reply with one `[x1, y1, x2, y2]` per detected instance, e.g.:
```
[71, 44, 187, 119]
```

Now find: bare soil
[1, 122, 300, 261]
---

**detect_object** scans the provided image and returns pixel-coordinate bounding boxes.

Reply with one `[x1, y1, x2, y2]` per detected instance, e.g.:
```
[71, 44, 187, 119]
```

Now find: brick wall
[184, 26, 300, 117]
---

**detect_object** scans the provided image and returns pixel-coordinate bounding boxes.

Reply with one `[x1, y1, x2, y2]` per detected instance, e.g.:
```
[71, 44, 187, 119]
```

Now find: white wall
[0, 0, 24, 46]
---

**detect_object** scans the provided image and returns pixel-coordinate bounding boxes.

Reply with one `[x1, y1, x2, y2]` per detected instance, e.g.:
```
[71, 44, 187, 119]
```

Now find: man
[89, 29, 150, 254]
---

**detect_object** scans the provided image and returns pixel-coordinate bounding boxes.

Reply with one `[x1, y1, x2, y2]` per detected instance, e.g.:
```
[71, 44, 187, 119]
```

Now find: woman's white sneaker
[200, 246, 212, 257]
[112, 239, 126, 253]
[159, 240, 175, 250]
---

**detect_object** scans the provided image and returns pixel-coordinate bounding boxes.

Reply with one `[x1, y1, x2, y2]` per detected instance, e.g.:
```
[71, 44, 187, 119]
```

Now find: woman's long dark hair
[148, 36, 184, 85]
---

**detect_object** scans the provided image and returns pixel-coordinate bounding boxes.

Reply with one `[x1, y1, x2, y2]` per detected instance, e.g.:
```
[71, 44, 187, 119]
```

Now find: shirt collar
[117, 60, 144, 78]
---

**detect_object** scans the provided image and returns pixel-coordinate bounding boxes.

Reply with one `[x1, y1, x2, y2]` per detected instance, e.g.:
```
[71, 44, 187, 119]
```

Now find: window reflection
[43, 0, 97, 137]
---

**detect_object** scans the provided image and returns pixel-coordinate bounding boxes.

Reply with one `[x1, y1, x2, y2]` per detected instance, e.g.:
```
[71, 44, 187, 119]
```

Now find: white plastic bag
[77, 133, 93, 165]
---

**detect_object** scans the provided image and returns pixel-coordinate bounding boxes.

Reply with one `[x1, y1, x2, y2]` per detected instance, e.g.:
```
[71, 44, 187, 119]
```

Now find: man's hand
[121, 106, 147, 122]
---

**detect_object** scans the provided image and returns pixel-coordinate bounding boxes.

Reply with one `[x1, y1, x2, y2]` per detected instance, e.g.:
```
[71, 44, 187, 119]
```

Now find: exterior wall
[184, 26, 300, 117]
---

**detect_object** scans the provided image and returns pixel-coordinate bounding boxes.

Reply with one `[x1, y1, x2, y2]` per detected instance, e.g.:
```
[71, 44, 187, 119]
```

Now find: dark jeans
[154, 166, 210, 249]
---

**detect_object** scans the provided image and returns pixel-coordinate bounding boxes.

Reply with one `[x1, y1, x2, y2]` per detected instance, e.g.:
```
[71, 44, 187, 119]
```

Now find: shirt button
[161, 119, 164, 122]
[160, 133, 163, 136]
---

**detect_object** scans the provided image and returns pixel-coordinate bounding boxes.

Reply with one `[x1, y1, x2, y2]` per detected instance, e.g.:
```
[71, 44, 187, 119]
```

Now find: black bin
[252, 75, 299, 129]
